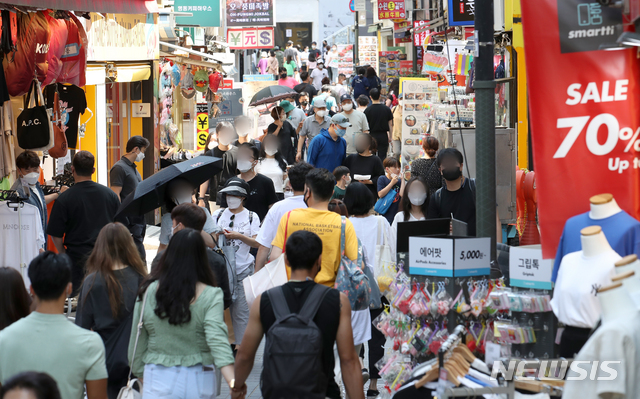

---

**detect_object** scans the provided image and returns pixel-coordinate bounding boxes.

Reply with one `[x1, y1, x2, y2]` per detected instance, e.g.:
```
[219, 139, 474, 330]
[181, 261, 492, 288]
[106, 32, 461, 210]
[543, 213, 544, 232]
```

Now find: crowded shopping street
[1, 0, 640, 398]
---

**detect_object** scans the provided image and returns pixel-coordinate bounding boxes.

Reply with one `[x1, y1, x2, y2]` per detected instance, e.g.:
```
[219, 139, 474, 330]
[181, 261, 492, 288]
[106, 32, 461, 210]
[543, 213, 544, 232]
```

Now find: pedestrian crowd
[0, 47, 480, 399]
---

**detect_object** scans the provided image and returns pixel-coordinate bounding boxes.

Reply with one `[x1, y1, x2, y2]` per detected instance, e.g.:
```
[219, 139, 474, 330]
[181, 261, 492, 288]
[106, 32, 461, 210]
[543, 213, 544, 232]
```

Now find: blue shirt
[377, 175, 401, 223]
[552, 211, 640, 282]
[307, 129, 347, 172]
[352, 75, 369, 99]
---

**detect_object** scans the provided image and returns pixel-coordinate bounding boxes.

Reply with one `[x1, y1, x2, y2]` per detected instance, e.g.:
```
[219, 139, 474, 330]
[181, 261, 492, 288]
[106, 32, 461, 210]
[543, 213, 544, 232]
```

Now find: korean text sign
[175, 0, 220, 27]
[520, 0, 639, 258]
[227, 0, 274, 27]
[227, 28, 274, 49]
[509, 246, 553, 290]
[378, 0, 406, 20]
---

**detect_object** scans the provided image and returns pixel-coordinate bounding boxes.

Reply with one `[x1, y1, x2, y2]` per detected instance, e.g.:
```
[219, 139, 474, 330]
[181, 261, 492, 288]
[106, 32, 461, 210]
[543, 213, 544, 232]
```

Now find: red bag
[47, 90, 68, 159]
[58, 13, 86, 87]
[4, 11, 50, 97]
[43, 13, 68, 87]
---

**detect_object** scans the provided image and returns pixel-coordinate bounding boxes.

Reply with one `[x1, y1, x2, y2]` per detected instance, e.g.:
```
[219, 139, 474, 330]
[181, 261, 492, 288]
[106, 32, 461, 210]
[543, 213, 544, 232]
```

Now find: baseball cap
[340, 94, 352, 104]
[313, 97, 326, 108]
[219, 177, 251, 198]
[331, 114, 352, 128]
[287, 40, 293, 45]
[279, 100, 295, 113]
[317, 60, 324, 65]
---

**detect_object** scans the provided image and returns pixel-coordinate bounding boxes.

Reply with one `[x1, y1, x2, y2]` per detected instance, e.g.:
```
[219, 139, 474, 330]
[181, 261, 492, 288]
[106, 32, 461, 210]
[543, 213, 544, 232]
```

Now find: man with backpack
[233, 230, 365, 399]
[427, 148, 477, 236]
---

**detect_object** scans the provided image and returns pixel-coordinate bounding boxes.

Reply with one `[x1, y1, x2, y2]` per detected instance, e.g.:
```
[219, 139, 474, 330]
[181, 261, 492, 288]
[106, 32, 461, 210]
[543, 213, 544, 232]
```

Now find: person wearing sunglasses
[212, 178, 261, 352]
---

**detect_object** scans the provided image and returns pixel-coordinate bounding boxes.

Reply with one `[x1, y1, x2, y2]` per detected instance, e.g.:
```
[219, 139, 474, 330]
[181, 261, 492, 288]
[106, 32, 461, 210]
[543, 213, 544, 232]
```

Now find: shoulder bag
[374, 186, 397, 215]
[47, 89, 68, 158]
[17, 79, 53, 151]
[243, 211, 292, 308]
[116, 288, 149, 399]
[334, 216, 371, 311]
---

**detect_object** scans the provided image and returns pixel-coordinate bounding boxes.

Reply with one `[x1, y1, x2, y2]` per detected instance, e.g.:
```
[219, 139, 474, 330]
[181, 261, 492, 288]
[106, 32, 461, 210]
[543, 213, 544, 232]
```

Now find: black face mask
[303, 189, 310, 207]
[280, 73, 288, 79]
[442, 167, 463, 181]
[301, 102, 309, 106]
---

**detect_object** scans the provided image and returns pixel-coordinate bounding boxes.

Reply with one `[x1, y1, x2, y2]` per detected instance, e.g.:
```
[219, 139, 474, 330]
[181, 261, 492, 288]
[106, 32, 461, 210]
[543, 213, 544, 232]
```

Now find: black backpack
[261, 284, 331, 399]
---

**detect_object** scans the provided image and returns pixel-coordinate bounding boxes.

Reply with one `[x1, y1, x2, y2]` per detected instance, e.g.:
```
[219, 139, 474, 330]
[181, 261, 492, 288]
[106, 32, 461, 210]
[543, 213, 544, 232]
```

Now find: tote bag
[116, 289, 148, 399]
[243, 211, 291, 307]
[17, 79, 53, 151]
[374, 216, 393, 278]
[334, 216, 371, 311]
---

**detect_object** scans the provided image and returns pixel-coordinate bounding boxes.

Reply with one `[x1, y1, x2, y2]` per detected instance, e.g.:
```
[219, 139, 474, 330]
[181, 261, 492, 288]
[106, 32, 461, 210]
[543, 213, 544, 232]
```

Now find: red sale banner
[521, 0, 640, 258]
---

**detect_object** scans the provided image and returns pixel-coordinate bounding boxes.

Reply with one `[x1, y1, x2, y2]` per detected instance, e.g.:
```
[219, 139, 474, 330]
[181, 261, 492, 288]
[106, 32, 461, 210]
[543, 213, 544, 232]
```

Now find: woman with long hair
[386, 78, 400, 107]
[0, 267, 31, 331]
[343, 182, 394, 398]
[267, 50, 279, 75]
[343, 133, 385, 199]
[256, 134, 288, 200]
[410, 136, 442, 192]
[283, 54, 297, 77]
[366, 67, 382, 94]
[76, 223, 148, 399]
[391, 176, 430, 252]
[130, 228, 235, 398]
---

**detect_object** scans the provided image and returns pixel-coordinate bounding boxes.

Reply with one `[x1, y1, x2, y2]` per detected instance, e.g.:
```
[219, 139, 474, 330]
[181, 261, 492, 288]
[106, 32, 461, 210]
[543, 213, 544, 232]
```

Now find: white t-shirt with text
[213, 208, 261, 274]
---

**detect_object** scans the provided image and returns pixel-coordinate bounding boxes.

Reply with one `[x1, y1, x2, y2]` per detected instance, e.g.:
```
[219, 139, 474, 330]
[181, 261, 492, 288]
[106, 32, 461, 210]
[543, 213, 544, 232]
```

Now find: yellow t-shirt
[272, 208, 359, 287]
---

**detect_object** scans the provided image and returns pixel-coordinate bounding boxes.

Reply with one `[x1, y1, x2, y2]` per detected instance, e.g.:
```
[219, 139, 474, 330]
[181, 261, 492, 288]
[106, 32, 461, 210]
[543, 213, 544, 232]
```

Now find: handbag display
[374, 187, 397, 215]
[47, 90, 68, 158]
[116, 289, 149, 399]
[334, 216, 371, 311]
[243, 211, 292, 307]
[17, 79, 53, 151]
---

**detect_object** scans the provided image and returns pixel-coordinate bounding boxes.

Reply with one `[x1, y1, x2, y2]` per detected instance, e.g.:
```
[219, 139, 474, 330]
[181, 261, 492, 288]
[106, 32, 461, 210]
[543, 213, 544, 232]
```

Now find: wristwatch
[197, 197, 206, 201]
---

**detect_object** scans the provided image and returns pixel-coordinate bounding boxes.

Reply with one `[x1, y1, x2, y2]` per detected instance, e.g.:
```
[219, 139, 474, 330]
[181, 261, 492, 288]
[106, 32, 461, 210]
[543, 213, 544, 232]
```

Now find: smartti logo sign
[558, 0, 622, 53]
[491, 360, 621, 381]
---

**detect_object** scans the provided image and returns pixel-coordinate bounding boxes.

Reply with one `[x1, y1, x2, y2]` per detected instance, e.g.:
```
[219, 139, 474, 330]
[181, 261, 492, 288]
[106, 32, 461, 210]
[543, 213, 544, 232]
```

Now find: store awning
[159, 26, 180, 53]
[86, 65, 107, 85]
[115, 65, 151, 82]
[4, 0, 159, 13]
[159, 41, 234, 65]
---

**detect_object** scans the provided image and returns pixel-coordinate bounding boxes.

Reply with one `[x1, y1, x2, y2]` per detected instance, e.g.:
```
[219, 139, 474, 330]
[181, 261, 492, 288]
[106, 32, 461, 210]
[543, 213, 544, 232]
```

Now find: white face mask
[237, 129, 250, 137]
[135, 151, 145, 162]
[316, 110, 327, 117]
[345, 176, 352, 186]
[279, 115, 286, 122]
[227, 196, 243, 210]
[408, 192, 427, 206]
[284, 190, 294, 199]
[169, 223, 180, 240]
[237, 160, 254, 173]
[173, 193, 193, 205]
[23, 172, 39, 186]
[265, 147, 278, 156]
[342, 103, 353, 112]
[208, 141, 216, 150]
[219, 135, 232, 146]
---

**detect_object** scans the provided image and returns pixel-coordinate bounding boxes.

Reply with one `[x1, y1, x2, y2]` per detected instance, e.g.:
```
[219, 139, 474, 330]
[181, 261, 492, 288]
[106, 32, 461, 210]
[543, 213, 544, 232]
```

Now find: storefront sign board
[226, 0, 274, 27]
[354, 0, 367, 11]
[409, 237, 490, 277]
[521, 0, 640, 258]
[212, 89, 243, 124]
[414, 21, 430, 46]
[196, 104, 209, 151]
[509, 246, 553, 290]
[447, 0, 475, 26]
[175, 0, 221, 27]
[243, 74, 275, 82]
[227, 27, 274, 49]
[131, 103, 151, 118]
[84, 13, 158, 61]
[223, 79, 234, 89]
[378, 0, 406, 20]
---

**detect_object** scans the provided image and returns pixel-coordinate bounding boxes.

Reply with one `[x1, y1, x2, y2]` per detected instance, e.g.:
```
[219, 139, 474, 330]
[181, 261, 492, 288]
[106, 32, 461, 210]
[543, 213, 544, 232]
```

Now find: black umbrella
[249, 85, 297, 107]
[116, 157, 222, 218]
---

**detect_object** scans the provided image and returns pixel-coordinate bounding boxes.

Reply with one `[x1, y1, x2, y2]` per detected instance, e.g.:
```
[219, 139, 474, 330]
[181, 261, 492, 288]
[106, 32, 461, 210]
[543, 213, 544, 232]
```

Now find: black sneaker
[366, 389, 380, 398]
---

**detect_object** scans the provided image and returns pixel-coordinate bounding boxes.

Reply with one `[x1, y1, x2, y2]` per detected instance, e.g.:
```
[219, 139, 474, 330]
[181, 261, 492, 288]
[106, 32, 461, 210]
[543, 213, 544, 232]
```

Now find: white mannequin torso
[598, 283, 637, 323]
[589, 194, 622, 220]
[581, 228, 614, 258]
[612, 270, 640, 308]
[615, 255, 640, 275]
